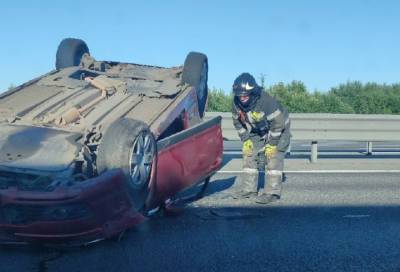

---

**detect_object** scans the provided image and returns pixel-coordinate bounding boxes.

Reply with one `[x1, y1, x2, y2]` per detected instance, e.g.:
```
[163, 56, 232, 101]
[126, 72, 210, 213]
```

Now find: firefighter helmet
[232, 73, 261, 106]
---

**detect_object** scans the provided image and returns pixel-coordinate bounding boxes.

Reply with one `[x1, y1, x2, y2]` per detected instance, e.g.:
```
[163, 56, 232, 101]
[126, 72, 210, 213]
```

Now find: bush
[207, 88, 232, 112]
[207, 81, 400, 114]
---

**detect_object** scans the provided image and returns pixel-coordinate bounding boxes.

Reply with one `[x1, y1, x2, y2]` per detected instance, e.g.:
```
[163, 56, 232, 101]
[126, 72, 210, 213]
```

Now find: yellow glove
[264, 144, 277, 160]
[242, 139, 253, 156]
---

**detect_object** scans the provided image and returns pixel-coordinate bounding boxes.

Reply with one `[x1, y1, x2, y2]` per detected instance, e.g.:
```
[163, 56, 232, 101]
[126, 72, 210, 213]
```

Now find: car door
[155, 116, 223, 200]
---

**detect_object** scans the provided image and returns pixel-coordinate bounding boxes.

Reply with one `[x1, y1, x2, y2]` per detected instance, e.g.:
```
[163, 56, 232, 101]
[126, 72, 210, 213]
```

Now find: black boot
[255, 194, 280, 204]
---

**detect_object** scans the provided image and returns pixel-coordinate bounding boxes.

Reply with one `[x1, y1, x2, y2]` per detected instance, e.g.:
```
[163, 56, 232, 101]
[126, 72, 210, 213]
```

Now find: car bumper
[0, 169, 146, 245]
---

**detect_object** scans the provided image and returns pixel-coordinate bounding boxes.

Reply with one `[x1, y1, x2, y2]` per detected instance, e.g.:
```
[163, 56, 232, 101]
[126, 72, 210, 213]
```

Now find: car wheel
[182, 52, 208, 118]
[96, 118, 157, 212]
[56, 38, 90, 70]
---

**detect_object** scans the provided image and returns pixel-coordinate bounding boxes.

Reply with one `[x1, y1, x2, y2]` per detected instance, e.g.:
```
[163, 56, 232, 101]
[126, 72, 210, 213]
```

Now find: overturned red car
[0, 38, 223, 246]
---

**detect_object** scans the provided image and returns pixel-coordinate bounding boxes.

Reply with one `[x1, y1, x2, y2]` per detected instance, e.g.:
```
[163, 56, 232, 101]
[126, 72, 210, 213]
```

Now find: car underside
[0, 38, 223, 246]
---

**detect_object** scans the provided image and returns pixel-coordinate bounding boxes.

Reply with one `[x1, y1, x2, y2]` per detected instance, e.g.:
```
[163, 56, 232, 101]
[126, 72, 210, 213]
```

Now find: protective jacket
[232, 90, 290, 146]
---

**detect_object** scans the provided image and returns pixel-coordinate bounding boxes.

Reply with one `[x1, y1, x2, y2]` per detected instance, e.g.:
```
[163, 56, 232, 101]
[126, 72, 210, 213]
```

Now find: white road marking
[343, 215, 371, 218]
[223, 150, 400, 154]
[217, 170, 400, 174]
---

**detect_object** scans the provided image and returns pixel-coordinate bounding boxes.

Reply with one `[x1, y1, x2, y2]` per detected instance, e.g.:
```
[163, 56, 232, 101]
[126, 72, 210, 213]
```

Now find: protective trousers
[264, 150, 285, 196]
[242, 135, 286, 197]
[242, 135, 264, 194]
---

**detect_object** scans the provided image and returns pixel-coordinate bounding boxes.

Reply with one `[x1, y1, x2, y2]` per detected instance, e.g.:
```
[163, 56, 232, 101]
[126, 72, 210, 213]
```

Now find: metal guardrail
[205, 112, 400, 162]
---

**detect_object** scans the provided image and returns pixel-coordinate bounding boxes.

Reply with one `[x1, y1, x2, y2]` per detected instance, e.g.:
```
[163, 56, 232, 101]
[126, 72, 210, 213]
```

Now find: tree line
[207, 81, 400, 114]
[7, 81, 400, 114]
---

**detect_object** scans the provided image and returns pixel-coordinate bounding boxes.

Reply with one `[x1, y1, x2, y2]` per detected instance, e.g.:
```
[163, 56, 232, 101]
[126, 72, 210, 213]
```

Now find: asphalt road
[2, 172, 400, 272]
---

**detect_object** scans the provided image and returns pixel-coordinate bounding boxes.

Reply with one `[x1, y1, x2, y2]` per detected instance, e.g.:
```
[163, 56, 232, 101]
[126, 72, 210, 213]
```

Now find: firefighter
[232, 73, 291, 204]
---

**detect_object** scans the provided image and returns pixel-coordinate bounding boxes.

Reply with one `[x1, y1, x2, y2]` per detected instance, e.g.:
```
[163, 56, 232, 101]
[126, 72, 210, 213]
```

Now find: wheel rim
[129, 132, 155, 187]
[197, 62, 208, 100]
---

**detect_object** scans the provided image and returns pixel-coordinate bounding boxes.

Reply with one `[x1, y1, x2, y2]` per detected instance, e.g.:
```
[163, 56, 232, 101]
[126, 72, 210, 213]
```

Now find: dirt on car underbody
[0, 54, 190, 184]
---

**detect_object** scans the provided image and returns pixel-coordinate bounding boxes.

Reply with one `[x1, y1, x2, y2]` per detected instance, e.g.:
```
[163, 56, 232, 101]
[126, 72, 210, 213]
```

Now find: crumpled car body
[0, 39, 223, 246]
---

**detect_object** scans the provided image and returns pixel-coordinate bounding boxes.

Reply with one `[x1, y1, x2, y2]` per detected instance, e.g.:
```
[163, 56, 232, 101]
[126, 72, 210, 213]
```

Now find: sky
[0, 0, 399, 93]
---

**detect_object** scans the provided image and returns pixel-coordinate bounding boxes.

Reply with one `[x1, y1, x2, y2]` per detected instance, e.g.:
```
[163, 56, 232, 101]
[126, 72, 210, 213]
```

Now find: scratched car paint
[0, 38, 223, 246]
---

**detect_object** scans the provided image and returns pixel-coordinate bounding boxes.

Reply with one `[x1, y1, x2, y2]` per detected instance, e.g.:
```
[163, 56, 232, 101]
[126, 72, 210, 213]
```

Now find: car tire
[97, 118, 157, 212]
[182, 52, 208, 118]
[56, 38, 90, 70]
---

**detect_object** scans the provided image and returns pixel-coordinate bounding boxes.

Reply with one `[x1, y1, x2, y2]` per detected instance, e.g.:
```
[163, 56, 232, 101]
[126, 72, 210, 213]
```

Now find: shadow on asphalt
[171, 176, 237, 206]
[3, 204, 400, 272]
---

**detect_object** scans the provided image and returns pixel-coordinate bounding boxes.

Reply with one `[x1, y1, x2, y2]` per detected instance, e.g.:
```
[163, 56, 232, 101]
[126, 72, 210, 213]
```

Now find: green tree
[207, 88, 232, 112]
[206, 80, 400, 114]
[331, 81, 400, 114]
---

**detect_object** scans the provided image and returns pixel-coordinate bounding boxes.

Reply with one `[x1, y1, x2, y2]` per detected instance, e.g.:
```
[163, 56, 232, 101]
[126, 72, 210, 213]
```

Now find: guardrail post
[311, 141, 318, 163]
[367, 141, 373, 155]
